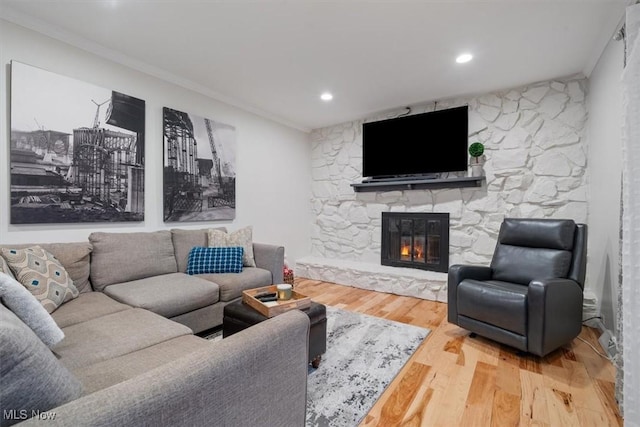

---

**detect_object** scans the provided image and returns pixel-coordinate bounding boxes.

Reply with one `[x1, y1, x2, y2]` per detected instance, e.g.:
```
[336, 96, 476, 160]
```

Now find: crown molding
[582, 5, 627, 77]
[0, 6, 311, 133]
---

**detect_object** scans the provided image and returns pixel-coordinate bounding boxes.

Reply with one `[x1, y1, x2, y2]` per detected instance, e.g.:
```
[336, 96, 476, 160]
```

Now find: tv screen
[362, 105, 468, 179]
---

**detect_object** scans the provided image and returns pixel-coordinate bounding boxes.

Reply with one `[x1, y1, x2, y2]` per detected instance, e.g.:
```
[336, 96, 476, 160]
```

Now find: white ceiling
[0, 1, 628, 132]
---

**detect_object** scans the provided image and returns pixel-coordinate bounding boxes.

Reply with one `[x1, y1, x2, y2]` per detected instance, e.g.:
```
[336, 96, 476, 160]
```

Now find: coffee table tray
[242, 285, 311, 318]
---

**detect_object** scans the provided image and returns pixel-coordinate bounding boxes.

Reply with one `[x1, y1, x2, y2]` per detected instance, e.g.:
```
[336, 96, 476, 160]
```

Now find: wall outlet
[598, 329, 618, 359]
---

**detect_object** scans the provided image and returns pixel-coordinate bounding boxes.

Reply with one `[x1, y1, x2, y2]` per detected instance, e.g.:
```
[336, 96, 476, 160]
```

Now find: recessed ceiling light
[456, 53, 473, 64]
[320, 92, 333, 101]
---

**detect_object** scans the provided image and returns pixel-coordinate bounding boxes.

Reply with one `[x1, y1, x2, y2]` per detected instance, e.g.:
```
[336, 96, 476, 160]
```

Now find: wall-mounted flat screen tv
[362, 105, 468, 179]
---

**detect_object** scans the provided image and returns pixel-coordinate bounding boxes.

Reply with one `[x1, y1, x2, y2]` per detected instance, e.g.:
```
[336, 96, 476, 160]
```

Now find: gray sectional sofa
[0, 228, 309, 426]
[88, 227, 285, 333]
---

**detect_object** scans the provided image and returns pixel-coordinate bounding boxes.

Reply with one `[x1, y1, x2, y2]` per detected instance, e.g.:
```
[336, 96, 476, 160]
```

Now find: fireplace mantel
[351, 176, 485, 192]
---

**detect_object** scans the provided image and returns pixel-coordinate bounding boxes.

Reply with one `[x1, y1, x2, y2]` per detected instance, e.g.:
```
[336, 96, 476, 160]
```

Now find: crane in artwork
[204, 118, 223, 192]
[91, 98, 110, 128]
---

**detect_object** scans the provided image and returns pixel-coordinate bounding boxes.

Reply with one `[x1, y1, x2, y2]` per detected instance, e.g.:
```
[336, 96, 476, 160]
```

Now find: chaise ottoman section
[54, 308, 193, 370]
[51, 292, 131, 328]
[102, 273, 220, 318]
[72, 335, 211, 395]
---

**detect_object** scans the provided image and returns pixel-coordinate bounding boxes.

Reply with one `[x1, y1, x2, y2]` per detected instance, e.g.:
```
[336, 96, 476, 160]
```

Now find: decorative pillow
[0, 304, 82, 424]
[0, 243, 93, 293]
[0, 256, 15, 279]
[186, 246, 244, 275]
[208, 226, 256, 267]
[0, 273, 65, 348]
[1, 246, 79, 314]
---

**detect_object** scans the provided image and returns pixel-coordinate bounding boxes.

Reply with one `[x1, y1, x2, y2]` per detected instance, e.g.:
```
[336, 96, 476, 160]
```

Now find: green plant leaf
[468, 142, 485, 157]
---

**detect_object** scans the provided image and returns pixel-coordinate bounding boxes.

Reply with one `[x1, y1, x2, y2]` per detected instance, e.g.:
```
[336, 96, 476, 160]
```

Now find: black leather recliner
[447, 218, 588, 357]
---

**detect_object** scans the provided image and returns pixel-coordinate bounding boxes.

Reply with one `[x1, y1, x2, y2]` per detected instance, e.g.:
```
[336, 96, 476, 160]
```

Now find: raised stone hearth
[295, 257, 448, 302]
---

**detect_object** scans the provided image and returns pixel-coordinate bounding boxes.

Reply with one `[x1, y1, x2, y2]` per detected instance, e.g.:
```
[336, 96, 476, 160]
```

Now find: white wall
[0, 19, 313, 263]
[587, 34, 624, 332]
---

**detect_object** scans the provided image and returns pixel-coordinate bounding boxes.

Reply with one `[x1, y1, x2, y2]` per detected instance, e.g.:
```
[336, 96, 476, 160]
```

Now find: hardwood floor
[295, 278, 623, 427]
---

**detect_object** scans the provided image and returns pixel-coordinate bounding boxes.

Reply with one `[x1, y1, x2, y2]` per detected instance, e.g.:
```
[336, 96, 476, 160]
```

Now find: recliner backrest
[568, 223, 588, 288]
[490, 218, 577, 286]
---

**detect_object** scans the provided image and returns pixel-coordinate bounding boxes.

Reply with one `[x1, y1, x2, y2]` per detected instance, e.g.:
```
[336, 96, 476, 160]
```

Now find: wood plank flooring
[294, 278, 623, 427]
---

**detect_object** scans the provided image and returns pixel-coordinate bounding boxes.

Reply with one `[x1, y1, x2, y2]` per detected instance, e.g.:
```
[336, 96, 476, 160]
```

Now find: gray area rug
[306, 306, 430, 427]
[201, 306, 430, 426]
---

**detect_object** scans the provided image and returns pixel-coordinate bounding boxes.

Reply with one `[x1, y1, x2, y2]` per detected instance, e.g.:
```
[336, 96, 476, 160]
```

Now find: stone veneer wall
[298, 75, 589, 302]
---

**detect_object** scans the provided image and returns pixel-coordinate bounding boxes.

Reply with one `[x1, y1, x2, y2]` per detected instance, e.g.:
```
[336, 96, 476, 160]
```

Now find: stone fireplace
[298, 75, 588, 304]
[381, 212, 449, 273]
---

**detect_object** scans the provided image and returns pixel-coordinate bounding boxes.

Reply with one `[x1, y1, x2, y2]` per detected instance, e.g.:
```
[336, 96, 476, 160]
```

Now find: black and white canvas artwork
[9, 61, 145, 224]
[163, 107, 236, 221]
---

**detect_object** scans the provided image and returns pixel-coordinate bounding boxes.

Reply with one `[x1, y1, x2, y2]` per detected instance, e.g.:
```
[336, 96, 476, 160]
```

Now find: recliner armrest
[527, 278, 583, 356]
[447, 264, 492, 323]
[449, 265, 493, 285]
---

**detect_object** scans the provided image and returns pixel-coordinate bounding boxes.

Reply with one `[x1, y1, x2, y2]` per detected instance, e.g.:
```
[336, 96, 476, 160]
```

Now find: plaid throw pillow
[186, 246, 244, 275]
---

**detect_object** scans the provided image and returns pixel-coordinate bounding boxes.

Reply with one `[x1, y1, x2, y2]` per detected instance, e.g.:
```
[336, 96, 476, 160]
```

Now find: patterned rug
[201, 306, 430, 426]
[306, 306, 430, 427]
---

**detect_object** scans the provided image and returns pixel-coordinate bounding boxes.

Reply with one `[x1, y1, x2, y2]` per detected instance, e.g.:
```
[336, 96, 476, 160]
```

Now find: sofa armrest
[23, 310, 310, 427]
[253, 243, 285, 283]
[528, 278, 583, 356]
[447, 264, 492, 323]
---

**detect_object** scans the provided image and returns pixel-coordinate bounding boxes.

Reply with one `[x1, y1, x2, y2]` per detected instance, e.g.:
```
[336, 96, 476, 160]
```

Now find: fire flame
[401, 244, 410, 257]
[401, 243, 424, 260]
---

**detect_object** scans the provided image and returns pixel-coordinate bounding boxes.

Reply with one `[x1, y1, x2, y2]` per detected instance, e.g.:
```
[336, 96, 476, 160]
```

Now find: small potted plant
[468, 142, 486, 177]
[283, 264, 294, 286]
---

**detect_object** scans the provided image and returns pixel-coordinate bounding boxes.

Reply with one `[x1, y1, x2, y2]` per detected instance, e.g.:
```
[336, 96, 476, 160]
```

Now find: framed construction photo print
[9, 61, 145, 224]
[163, 107, 236, 222]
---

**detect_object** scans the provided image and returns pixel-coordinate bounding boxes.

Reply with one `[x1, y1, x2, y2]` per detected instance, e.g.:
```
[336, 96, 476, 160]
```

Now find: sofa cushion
[102, 273, 220, 319]
[498, 218, 576, 250]
[55, 308, 193, 370]
[491, 245, 572, 286]
[208, 226, 256, 267]
[490, 218, 575, 286]
[0, 273, 64, 348]
[89, 231, 178, 291]
[171, 227, 226, 273]
[1, 246, 79, 313]
[72, 335, 209, 395]
[198, 267, 272, 301]
[0, 304, 82, 426]
[51, 292, 131, 329]
[0, 242, 93, 293]
[187, 246, 244, 275]
[457, 279, 528, 336]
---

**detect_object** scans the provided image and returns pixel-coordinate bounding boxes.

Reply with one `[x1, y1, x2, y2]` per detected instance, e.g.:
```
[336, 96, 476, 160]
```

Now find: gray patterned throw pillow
[1, 246, 79, 314]
[0, 255, 15, 279]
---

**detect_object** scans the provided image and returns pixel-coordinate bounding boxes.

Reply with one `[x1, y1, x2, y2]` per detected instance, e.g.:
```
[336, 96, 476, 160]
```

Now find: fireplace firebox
[381, 212, 449, 273]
